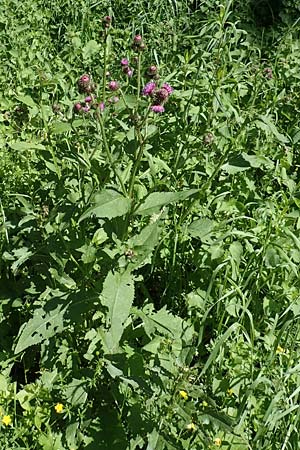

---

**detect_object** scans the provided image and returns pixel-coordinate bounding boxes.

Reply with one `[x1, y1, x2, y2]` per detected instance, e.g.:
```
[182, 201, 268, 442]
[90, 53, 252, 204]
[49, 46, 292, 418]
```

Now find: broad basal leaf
[134, 189, 198, 216]
[79, 190, 131, 222]
[101, 271, 134, 352]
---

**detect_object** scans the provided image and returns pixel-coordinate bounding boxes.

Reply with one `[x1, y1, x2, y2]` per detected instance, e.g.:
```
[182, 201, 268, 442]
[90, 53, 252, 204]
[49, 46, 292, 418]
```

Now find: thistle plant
[73, 19, 174, 237]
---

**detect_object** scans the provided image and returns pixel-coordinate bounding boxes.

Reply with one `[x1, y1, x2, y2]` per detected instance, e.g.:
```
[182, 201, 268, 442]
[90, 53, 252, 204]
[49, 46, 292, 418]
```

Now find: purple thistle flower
[85, 96, 92, 103]
[148, 65, 157, 75]
[142, 82, 156, 96]
[99, 102, 105, 111]
[109, 96, 120, 104]
[264, 68, 273, 79]
[151, 105, 165, 113]
[134, 35, 142, 43]
[155, 87, 169, 104]
[108, 80, 119, 91]
[74, 102, 82, 112]
[80, 74, 90, 84]
[122, 66, 133, 77]
[83, 105, 90, 113]
[121, 58, 129, 66]
[162, 83, 173, 95]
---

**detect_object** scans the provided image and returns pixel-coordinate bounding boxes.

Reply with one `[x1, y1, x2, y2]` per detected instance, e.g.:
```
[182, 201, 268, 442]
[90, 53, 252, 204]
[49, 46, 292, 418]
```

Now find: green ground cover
[0, 0, 300, 448]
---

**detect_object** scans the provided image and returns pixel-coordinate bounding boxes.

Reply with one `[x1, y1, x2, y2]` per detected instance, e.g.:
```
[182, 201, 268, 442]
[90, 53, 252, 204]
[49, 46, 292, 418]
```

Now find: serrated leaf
[8, 141, 45, 151]
[188, 218, 215, 240]
[101, 271, 134, 352]
[127, 222, 161, 268]
[65, 379, 87, 406]
[135, 189, 198, 216]
[79, 190, 131, 222]
[255, 115, 289, 143]
[82, 40, 100, 59]
[15, 302, 67, 354]
[16, 95, 36, 108]
[51, 121, 72, 134]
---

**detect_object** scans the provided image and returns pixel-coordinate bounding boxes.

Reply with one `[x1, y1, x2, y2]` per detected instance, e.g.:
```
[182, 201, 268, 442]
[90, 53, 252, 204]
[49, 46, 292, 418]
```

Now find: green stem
[96, 110, 127, 196]
[102, 31, 108, 102]
[128, 127, 145, 198]
[136, 53, 142, 106]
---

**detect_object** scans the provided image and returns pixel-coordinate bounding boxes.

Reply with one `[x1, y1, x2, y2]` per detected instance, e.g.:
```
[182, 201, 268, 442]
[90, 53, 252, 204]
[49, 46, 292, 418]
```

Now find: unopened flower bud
[203, 132, 214, 145]
[134, 34, 142, 43]
[74, 102, 82, 112]
[108, 80, 119, 91]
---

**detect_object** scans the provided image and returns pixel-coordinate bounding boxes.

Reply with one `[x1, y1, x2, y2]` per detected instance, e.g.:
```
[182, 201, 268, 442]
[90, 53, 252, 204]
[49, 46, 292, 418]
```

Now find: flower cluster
[264, 67, 273, 79]
[77, 74, 96, 94]
[102, 15, 111, 29]
[121, 58, 133, 77]
[132, 34, 146, 52]
[142, 81, 173, 113]
[75, 74, 122, 113]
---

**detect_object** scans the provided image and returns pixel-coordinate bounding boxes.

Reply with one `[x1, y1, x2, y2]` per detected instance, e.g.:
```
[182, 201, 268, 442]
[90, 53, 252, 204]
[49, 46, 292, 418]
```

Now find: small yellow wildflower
[2, 415, 12, 426]
[227, 388, 233, 396]
[276, 345, 285, 354]
[214, 437, 222, 446]
[202, 400, 208, 407]
[187, 422, 196, 431]
[54, 403, 64, 414]
[179, 390, 188, 400]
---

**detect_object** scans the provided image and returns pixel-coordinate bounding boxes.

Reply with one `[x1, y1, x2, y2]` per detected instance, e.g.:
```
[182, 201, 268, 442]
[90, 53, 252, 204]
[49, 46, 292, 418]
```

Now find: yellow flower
[179, 390, 188, 400]
[276, 345, 285, 354]
[2, 415, 12, 426]
[227, 388, 233, 396]
[187, 422, 196, 431]
[214, 437, 222, 446]
[202, 400, 208, 407]
[54, 403, 64, 414]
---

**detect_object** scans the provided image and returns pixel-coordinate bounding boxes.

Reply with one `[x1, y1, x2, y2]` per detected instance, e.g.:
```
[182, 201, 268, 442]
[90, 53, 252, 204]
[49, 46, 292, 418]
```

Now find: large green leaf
[79, 190, 131, 222]
[134, 189, 198, 216]
[101, 271, 135, 352]
[15, 302, 67, 354]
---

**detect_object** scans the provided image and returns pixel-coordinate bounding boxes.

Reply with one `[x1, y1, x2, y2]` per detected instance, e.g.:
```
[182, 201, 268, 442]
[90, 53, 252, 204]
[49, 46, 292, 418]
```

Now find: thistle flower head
[121, 58, 129, 66]
[74, 102, 82, 112]
[142, 81, 156, 96]
[80, 74, 90, 84]
[122, 66, 133, 77]
[162, 83, 173, 95]
[108, 80, 119, 91]
[134, 34, 142, 43]
[99, 102, 105, 111]
[78, 75, 95, 93]
[85, 96, 92, 103]
[151, 104, 165, 113]
[148, 65, 157, 75]
[155, 87, 169, 104]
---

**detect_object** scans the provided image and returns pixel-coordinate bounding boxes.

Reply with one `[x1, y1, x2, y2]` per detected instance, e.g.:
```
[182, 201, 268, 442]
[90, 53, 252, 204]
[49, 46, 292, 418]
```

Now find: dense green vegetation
[0, 0, 300, 448]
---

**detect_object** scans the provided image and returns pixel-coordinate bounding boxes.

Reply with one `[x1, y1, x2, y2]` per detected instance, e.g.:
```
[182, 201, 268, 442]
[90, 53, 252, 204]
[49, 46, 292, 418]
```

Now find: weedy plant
[1, 1, 300, 449]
